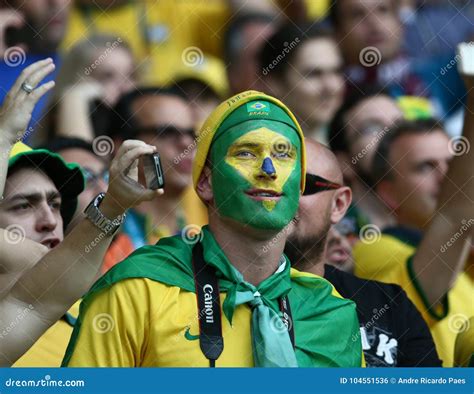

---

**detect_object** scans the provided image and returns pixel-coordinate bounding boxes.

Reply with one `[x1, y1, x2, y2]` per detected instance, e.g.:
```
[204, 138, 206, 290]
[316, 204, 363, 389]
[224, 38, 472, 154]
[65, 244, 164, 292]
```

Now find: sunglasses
[83, 167, 109, 185]
[303, 173, 342, 196]
[134, 125, 195, 139]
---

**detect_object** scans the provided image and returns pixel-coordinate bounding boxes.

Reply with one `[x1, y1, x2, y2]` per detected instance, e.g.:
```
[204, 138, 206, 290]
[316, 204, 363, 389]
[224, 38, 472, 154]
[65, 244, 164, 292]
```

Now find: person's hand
[100, 140, 164, 217]
[457, 42, 474, 90]
[0, 58, 55, 145]
[0, 9, 24, 57]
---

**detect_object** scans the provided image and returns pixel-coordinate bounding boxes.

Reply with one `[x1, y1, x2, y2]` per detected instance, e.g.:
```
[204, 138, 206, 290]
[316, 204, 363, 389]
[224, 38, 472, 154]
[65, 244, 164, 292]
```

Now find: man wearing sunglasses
[285, 139, 441, 367]
[41, 137, 109, 233]
[103, 87, 207, 271]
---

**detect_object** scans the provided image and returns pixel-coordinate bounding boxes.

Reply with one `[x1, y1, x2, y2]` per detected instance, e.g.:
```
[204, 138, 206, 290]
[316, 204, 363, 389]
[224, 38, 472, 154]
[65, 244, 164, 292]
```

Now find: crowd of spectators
[0, 0, 472, 368]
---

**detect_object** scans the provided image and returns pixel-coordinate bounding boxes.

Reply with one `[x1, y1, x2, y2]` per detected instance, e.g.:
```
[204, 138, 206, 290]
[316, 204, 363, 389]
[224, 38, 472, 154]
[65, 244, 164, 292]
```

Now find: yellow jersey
[13, 301, 80, 367]
[354, 233, 474, 367]
[62, 0, 229, 85]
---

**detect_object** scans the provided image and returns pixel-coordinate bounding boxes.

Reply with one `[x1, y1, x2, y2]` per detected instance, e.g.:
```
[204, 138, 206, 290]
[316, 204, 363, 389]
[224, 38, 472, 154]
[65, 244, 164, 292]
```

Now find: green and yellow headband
[192, 90, 306, 193]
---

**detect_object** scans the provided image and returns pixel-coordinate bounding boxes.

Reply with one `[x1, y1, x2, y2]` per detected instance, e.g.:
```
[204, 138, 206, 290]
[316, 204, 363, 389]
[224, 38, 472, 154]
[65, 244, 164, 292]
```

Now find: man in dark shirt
[285, 139, 441, 367]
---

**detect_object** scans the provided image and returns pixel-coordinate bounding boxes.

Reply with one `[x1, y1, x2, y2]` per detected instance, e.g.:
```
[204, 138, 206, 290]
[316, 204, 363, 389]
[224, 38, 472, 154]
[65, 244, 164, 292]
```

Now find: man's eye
[417, 163, 435, 173]
[236, 151, 255, 158]
[13, 203, 31, 211]
[273, 152, 291, 159]
[49, 200, 62, 210]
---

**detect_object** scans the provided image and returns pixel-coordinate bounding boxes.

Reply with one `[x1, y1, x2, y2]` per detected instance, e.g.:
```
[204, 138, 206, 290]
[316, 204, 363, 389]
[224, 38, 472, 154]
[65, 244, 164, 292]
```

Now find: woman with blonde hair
[34, 34, 136, 144]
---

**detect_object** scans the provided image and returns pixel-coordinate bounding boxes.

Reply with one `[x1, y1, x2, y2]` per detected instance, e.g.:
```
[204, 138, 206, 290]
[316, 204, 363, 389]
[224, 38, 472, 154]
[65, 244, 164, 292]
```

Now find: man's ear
[375, 180, 398, 211]
[196, 166, 213, 204]
[331, 186, 352, 224]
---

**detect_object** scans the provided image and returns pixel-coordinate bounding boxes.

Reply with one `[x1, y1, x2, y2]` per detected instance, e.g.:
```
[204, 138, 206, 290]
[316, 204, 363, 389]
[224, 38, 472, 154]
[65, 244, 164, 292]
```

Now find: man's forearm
[438, 95, 474, 215]
[414, 89, 474, 305]
[9, 198, 125, 321]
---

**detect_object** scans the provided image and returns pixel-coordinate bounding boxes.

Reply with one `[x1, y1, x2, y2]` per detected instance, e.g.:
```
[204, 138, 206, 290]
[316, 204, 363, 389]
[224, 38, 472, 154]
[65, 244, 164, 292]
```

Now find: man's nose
[36, 204, 58, 233]
[259, 157, 277, 179]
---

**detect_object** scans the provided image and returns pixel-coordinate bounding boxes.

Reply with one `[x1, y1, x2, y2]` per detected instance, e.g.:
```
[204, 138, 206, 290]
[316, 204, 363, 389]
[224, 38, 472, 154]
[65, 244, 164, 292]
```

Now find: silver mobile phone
[143, 153, 165, 189]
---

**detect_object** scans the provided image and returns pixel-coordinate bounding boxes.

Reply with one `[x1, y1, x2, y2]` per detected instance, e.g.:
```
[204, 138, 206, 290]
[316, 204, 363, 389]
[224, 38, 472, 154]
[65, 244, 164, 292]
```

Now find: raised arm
[412, 43, 474, 305]
[0, 140, 163, 366]
[0, 58, 55, 197]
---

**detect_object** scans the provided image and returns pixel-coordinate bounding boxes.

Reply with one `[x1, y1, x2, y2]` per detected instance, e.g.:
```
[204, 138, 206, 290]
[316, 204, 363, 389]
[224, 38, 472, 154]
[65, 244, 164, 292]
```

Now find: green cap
[8, 143, 85, 230]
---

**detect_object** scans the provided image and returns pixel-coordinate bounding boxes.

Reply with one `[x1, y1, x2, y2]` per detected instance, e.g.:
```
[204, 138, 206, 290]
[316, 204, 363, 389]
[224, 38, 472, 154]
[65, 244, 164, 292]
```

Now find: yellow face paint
[225, 128, 297, 211]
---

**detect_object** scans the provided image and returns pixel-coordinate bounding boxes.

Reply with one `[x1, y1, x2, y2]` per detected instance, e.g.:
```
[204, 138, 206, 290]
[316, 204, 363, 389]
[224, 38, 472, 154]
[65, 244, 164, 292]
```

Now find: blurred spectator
[41, 137, 109, 232]
[285, 140, 441, 367]
[231, 0, 330, 21]
[371, 119, 451, 233]
[62, 0, 229, 86]
[259, 23, 345, 143]
[328, 86, 402, 237]
[325, 225, 354, 273]
[103, 87, 207, 271]
[169, 53, 228, 129]
[329, 0, 466, 121]
[224, 12, 275, 94]
[0, 0, 72, 133]
[352, 65, 474, 366]
[34, 34, 136, 145]
[402, 0, 474, 59]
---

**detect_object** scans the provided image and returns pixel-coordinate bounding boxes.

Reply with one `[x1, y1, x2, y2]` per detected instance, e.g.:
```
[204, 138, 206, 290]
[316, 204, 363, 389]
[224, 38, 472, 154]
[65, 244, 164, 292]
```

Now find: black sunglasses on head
[303, 173, 342, 196]
[134, 125, 195, 139]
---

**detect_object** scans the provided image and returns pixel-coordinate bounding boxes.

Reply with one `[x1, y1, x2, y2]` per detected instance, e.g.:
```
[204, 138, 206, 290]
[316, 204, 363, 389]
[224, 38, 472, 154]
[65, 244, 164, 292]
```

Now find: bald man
[285, 139, 441, 367]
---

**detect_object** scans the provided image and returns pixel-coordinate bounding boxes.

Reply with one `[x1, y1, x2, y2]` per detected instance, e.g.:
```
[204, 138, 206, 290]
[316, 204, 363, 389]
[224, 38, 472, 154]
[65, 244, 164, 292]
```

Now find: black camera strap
[192, 242, 224, 367]
[191, 243, 295, 367]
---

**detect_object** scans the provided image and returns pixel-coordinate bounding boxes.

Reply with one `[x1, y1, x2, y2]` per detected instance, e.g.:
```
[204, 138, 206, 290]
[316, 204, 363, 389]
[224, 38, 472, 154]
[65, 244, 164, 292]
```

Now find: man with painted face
[62, 91, 363, 367]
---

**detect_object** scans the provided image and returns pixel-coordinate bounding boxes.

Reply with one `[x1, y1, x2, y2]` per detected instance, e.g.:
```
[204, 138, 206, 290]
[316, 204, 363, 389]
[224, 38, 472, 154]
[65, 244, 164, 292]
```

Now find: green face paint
[210, 120, 301, 230]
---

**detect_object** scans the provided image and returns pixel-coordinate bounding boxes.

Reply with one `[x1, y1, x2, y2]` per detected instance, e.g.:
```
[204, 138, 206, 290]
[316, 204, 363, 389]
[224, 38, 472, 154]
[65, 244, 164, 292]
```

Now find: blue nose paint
[261, 157, 276, 175]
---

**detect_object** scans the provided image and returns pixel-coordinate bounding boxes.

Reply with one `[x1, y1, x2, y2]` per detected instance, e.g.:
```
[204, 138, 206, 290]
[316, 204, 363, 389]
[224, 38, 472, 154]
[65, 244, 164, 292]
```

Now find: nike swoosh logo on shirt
[184, 327, 200, 341]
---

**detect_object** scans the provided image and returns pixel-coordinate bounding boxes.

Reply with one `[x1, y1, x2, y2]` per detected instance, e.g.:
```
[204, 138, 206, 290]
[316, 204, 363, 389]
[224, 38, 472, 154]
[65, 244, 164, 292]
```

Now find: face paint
[210, 123, 301, 230]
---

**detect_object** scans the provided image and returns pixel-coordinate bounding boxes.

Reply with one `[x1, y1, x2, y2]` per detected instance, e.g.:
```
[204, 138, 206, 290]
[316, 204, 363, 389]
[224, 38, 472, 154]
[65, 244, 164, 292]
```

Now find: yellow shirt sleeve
[353, 235, 414, 280]
[66, 279, 155, 367]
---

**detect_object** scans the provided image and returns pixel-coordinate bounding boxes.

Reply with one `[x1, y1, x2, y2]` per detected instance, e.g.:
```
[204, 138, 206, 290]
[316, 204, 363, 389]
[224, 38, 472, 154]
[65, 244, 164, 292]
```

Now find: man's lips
[245, 188, 282, 201]
[40, 237, 60, 249]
